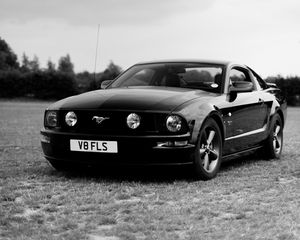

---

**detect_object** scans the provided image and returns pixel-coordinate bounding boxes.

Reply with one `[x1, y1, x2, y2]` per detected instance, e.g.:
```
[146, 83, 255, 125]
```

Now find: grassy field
[0, 100, 299, 240]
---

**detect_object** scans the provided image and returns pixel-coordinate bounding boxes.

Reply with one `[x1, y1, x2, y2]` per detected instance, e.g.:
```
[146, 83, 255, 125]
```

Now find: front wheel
[193, 118, 223, 180]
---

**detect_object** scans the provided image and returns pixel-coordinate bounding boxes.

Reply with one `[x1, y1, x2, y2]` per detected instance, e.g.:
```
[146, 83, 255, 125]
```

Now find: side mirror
[229, 81, 253, 93]
[228, 81, 253, 102]
[100, 80, 113, 89]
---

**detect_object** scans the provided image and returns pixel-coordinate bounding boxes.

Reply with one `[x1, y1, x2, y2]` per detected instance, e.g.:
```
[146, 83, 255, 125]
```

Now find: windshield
[109, 63, 224, 93]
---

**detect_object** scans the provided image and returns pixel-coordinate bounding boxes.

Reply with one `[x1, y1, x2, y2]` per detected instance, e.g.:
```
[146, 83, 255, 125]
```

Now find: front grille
[59, 110, 167, 135]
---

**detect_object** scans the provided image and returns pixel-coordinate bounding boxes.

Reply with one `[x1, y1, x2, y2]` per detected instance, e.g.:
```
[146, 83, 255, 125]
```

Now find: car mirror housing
[228, 81, 253, 102]
[100, 80, 113, 89]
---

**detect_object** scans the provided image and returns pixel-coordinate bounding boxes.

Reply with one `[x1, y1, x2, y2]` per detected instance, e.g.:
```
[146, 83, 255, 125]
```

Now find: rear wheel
[193, 118, 222, 180]
[264, 114, 283, 159]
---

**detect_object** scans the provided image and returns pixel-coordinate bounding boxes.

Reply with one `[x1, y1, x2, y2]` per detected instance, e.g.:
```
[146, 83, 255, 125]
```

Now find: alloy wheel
[199, 128, 220, 173]
[273, 123, 282, 154]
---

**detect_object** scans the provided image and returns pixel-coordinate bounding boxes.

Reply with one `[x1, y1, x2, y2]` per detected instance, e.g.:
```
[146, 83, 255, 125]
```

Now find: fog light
[174, 141, 188, 146]
[156, 141, 188, 147]
[45, 111, 58, 127]
[166, 115, 182, 132]
[65, 111, 77, 127]
[127, 113, 141, 129]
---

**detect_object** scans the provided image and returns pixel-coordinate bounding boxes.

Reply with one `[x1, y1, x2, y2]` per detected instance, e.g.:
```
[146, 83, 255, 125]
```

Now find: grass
[0, 99, 299, 240]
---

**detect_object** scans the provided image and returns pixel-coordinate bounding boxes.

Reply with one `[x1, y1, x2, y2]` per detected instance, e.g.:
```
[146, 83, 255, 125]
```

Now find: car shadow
[221, 152, 264, 171]
[48, 164, 195, 183]
[45, 152, 267, 183]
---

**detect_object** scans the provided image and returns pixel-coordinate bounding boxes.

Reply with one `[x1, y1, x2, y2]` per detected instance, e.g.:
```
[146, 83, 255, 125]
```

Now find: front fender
[173, 98, 224, 144]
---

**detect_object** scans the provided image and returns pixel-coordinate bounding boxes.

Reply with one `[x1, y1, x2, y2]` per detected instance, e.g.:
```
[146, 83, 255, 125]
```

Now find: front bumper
[40, 129, 195, 166]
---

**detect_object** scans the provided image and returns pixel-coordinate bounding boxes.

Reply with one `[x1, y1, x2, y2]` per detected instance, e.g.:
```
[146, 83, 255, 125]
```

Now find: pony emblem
[92, 116, 110, 124]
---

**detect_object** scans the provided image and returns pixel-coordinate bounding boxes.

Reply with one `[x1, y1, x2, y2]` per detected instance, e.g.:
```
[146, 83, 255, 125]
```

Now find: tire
[193, 118, 223, 180]
[264, 113, 283, 159]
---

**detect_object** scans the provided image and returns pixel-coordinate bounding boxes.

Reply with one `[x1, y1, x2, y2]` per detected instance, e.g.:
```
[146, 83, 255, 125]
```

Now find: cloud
[2, 0, 300, 76]
[0, 0, 215, 26]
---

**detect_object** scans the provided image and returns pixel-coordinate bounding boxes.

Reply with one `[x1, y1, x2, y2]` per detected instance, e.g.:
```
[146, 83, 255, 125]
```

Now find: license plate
[70, 139, 118, 153]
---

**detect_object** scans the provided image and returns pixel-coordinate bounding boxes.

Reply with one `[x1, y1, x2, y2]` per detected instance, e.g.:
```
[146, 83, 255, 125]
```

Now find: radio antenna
[93, 24, 100, 82]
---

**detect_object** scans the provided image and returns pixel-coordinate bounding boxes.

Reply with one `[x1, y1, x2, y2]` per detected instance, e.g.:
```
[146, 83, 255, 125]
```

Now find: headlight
[166, 115, 182, 132]
[45, 111, 58, 127]
[65, 111, 77, 127]
[127, 113, 141, 129]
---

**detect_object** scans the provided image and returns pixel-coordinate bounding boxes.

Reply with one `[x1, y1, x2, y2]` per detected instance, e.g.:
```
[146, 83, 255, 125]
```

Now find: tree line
[0, 37, 121, 99]
[0, 37, 299, 105]
[266, 76, 300, 106]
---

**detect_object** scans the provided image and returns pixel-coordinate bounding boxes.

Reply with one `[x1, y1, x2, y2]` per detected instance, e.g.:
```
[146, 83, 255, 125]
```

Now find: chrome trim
[40, 128, 191, 139]
[225, 126, 266, 141]
[92, 116, 110, 124]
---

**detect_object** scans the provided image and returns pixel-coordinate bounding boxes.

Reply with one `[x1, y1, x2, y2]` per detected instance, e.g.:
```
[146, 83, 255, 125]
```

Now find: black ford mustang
[41, 60, 287, 180]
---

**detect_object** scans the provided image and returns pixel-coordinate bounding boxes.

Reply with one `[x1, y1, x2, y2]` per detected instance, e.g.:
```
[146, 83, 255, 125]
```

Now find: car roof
[135, 59, 231, 66]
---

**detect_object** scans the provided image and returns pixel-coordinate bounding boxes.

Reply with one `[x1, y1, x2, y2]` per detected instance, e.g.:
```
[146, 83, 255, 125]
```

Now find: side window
[252, 71, 268, 90]
[229, 68, 254, 91]
[229, 69, 248, 83]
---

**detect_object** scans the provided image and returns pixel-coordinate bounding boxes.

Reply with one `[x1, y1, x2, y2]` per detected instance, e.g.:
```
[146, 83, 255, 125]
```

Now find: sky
[1, 0, 300, 78]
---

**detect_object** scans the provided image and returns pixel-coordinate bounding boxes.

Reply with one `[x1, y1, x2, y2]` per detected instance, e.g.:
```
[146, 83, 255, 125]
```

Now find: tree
[47, 59, 56, 72]
[76, 71, 95, 93]
[87, 61, 122, 91]
[20, 54, 40, 72]
[58, 54, 74, 74]
[20, 53, 30, 72]
[28, 55, 40, 72]
[99, 61, 122, 82]
[105, 61, 122, 79]
[0, 37, 19, 70]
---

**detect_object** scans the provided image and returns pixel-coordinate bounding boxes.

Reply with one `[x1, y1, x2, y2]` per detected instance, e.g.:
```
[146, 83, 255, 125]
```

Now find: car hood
[49, 86, 217, 112]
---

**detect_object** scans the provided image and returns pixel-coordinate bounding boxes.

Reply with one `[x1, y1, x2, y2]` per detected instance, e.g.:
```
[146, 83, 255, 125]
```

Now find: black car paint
[48, 87, 215, 113]
[41, 60, 287, 167]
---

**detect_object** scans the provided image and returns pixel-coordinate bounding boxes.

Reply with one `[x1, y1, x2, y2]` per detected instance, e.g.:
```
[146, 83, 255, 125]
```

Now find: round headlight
[65, 111, 77, 127]
[45, 111, 58, 127]
[127, 113, 141, 129]
[166, 115, 182, 132]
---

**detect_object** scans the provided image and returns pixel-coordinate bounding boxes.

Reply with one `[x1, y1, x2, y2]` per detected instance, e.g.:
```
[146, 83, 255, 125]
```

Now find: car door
[220, 66, 269, 154]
